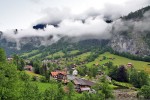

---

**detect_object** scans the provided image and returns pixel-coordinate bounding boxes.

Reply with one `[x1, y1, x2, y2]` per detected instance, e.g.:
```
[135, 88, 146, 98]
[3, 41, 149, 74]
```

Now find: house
[7, 58, 13, 62]
[73, 78, 95, 92]
[126, 63, 133, 68]
[50, 70, 67, 82]
[72, 69, 78, 76]
[24, 65, 33, 71]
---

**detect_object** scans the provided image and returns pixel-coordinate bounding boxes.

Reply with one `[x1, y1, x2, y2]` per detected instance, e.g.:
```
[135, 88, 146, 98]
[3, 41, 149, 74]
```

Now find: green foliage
[77, 65, 98, 77]
[109, 65, 128, 82]
[100, 82, 114, 99]
[43, 83, 65, 100]
[93, 81, 114, 99]
[112, 80, 133, 89]
[13, 54, 25, 71]
[78, 91, 105, 100]
[0, 63, 20, 99]
[0, 48, 6, 62]
[21, 82, 41, 100]
[129, 69, 149, 88]
[138, 85, 150, 99]
[31, 60, 42, 74]
[67, 82, 75, 96]
[117, 65, 128, 82]
[123, 6, 150, 20]
[19, 71, 31, 81]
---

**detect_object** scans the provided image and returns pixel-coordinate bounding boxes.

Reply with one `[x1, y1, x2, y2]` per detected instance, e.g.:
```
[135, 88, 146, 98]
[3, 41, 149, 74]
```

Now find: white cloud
[1, 0, 150, 44]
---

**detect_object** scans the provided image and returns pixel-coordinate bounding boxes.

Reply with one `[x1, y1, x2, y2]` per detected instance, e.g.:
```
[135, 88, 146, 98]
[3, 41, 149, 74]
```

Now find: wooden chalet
[50, 70, 67, 82]
[73, 78, 95, 92]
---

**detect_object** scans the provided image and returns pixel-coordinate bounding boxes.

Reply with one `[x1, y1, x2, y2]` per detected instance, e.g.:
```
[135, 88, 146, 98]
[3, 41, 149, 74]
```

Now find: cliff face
[0, 34, 57, 55]
[109, 6, 150, 56]
[110, 30, 150, 56]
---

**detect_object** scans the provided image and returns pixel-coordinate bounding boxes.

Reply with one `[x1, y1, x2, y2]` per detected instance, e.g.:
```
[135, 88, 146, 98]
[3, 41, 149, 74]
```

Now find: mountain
[0, 6, 150, 57]
[109, 6, 150, 56]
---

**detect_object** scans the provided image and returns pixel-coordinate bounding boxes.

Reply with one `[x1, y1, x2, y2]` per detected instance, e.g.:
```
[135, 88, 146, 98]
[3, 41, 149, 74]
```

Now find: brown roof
[73, 78, 95, 87]
[51, 71, 67, 76]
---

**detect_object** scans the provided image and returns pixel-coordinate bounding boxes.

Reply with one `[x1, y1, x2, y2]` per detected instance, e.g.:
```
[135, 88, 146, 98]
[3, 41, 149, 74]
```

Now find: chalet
[24, 65, 33, 71]
[50, 71, 67, 82]
[73, 78, 95, 92]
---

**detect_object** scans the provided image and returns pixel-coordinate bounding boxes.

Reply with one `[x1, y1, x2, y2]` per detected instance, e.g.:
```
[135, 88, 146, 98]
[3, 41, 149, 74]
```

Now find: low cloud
[1, 0, 150, 47]
[3, 16, 111, 41]
[29, 0, 42, 4]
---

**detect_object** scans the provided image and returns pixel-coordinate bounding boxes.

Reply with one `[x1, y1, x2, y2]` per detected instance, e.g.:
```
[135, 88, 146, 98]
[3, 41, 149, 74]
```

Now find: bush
[138, 85, 150, 99]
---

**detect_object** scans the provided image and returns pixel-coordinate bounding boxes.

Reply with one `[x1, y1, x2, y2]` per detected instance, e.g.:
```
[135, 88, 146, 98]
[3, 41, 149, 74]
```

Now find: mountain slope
[109, 6, 150, 56]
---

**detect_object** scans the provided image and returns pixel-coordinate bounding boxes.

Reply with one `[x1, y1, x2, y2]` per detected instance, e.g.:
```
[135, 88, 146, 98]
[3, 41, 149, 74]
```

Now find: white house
[72, 69, 78, 76]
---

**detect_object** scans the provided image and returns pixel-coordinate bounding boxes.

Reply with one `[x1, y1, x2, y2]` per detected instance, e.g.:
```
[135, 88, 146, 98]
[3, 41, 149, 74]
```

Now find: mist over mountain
[0, 5, 150, 56]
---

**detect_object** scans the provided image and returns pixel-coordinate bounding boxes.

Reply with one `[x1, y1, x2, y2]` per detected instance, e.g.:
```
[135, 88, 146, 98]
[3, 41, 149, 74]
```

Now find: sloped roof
[73, 78, 95, 86]
[51, 71, 67, 76]
[51, 72, 58, 76]
[67, 75, 76, 80]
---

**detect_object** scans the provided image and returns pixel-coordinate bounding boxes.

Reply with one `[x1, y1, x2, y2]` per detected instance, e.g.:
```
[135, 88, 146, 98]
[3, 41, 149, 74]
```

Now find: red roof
[51, 71, 66, 76]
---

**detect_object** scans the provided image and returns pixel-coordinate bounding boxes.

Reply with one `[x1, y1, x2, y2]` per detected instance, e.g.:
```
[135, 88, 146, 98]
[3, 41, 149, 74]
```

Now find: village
[24, 61, 97, 93]
[8, 55, 135, 95]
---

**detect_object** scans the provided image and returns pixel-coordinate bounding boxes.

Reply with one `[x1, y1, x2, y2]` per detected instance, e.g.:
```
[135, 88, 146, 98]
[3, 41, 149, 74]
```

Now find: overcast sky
[0, 0, 149, 31]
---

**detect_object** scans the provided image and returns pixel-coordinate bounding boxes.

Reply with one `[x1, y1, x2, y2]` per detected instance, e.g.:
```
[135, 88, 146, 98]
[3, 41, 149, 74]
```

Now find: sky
[0, 0, 150, 31]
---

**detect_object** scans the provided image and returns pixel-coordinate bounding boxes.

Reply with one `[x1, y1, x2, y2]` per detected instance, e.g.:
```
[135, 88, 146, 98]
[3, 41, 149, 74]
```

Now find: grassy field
[86, 52, 150, 73]
[58, 52, 91, 65]
[29, 53, 42, 59]
[46, 51, 65, 59]
[21, 50, 39, 58]
[25, 71, 43, 77]
[68, 50, 80, 55]
[73, 52, 91, 61]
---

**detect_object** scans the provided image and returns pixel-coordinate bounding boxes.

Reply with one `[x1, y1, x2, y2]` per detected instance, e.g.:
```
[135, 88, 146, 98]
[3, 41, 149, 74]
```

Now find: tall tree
[129, 69, 149, 88]
[0, 48, 6, 62]
[117, 65, 128, 82]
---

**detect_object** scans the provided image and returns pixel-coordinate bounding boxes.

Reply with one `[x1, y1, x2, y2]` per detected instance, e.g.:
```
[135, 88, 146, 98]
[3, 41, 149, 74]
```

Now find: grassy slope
[21, 50, 39, 58]
[25, 71, 43, 77]
[86, 52, 150, 73]
[73, 52, 91, 61]
[59, 52, 91, 65]
[32, 82, 53, 92]
[22, 49, 150, 73]
[46, 51, 65, 59]
[29, 53, 42, 59]
[69, 50, 80, 55]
